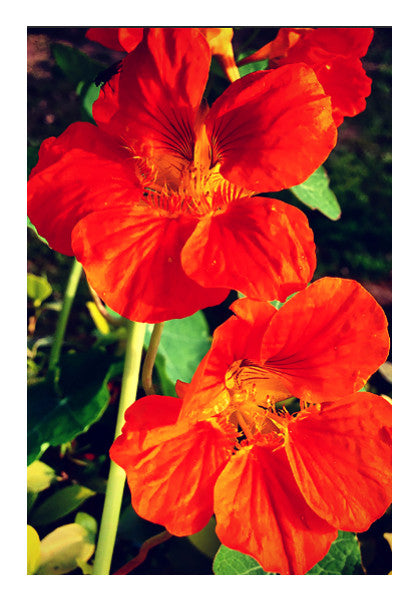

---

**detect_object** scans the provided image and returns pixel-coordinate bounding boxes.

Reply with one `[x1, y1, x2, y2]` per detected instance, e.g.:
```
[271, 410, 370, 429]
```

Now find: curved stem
[92, 320, 146, 575]
[113, 530, 172, 575]
[142, 322, 164, 395]
[47, 258, 83, 377]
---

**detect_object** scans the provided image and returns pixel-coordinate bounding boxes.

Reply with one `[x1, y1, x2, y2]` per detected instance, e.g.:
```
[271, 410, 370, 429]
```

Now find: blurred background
[27, 27, 392, 575]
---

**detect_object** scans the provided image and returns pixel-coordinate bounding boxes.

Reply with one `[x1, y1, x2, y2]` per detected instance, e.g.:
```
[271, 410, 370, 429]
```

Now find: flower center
[223, 360, 295, 446]
[130, 126, 249, 217]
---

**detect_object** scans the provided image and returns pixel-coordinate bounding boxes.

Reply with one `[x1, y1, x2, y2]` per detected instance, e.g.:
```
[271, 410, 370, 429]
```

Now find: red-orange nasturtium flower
[110, 278, 391, 574]
[28, 28, 337, 323]
[86, 26, 240, 81]
[239, 27, 374, 126]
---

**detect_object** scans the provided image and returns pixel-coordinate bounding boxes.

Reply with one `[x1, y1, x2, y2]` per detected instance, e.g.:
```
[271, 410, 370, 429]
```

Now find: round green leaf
[307, 531, 363, 575]
[213, 545, 270, 575]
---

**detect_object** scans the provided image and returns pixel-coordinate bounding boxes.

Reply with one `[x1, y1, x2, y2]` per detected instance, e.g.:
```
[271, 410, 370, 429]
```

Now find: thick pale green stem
[48, 258, 83, 376]
[92, 320, 146, 575]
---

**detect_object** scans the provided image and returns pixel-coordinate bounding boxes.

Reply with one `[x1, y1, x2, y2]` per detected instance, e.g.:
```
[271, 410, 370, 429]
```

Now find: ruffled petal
[27, 122, 142, 255]
[260, 277, 390, 402]
[110, 402, 234, 536]
[286, 393, 392, 531]
[93, 28, 211, 189]
[315, 57, 372, 126]
[300, 27, 374, 59]
[86, 27, 128, 52]
[71, 206, 228, 323]
[86, 27, 143, 52]
[214, 443, 337, 574]
[272, 28, 374, 125]
[181, 196, 316, 302]
[110, 396, 182, 466]
[205, 64, 337, 193]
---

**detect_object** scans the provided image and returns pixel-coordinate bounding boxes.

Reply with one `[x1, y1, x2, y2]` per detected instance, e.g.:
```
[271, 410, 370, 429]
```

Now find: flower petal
[315, 57, 372, 126]
[111, 402, 234, 536]
[214, 443, 337, 574]
[286, 393, 392, 531]
[181, 196, 316, 302]
[298, 27, 374, 59]
[71, 206, 228, 323]
[179, 300, 278, 421]
[200, 27, 240, 82]
[27, 122, 140, 255]
[110, 395, 182, 466]
[260, 277, 390, 402]
[273, 28, 374, 125]
[86, 27, 143, 52]
[93, 28, 211, 189]
[205, 64, 337, 193]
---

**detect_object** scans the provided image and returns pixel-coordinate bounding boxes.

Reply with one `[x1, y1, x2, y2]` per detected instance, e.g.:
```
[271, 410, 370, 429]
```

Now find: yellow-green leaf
[27, 273, 53, 307]
[27, 461, 57, 493]
[35, 523, 95, 575]
[27, 525, 41, 575]
[30, 485, 96, 527]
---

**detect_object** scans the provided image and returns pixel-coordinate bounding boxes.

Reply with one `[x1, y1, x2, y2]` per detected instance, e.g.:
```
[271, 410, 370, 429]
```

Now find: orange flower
[28, 28, 336, 323]
[86, 26, 240, 81]
[110, 278, 391, 573]
[239, 27, 374, 125]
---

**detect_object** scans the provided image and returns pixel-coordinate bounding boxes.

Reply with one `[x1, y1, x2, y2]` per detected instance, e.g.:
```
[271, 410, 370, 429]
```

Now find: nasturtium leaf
[27, 460, 57, 493]
[27, 525, 41, 575]
[238, 59, 269, 77]
[213, 531, 363, 575]
[144, 311, 212, 390]
[307, 531, 363, 575]
[27, 273, 53, 307]
[290, 165, 341, 220]
[27, 349, 114, 464]
[188, 517, 220, 558]
[35, 522, 95, 575]
[52, 43, 105, 87]
[213, 545, 271, 575]
[30, 485, 96, 527]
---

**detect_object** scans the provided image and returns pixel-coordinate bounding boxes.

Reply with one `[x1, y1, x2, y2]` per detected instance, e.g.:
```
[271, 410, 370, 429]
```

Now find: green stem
[92, 320, 146, 575]
[47, 258, 83, 377]
[142, 322, 164, 395]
